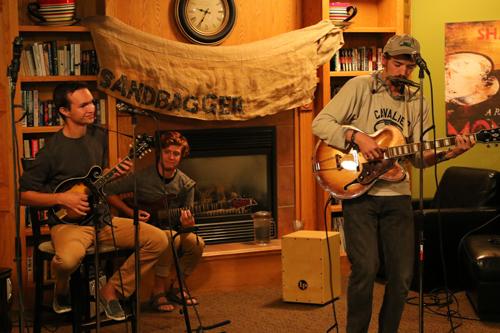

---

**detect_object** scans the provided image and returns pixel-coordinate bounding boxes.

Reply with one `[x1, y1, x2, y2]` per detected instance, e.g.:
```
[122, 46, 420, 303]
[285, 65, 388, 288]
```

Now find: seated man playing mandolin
[19, 82, 168, 321]
[105, 131, 205, 312]
[312, 35, 475, 333]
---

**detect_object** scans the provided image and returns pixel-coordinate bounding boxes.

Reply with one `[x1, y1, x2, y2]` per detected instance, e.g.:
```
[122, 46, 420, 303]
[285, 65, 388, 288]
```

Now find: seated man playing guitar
[19, 82, 168, 321]
[312, 35, 475, 333]
[105, 131, 205, 312]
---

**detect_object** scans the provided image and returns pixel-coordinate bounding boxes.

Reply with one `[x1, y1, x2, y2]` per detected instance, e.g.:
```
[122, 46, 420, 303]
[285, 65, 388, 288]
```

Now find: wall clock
[174, 0, 237, 45]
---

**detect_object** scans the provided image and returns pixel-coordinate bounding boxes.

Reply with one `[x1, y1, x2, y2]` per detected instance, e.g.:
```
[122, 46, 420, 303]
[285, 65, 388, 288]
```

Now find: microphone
[8, 36, 23, 85]
[412, 51, 430, 75]
[387, 76, 420, 88]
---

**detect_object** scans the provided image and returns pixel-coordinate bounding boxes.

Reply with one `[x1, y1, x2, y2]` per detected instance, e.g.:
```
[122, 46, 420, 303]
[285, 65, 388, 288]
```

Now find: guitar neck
[93, 156, 132, 189]
[163, 201, 232, 218]
[385, 133, 476, 158]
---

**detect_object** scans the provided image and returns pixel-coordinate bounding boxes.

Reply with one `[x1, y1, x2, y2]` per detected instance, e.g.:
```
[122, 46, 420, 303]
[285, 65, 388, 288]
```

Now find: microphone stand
[7, 36, 26, 333]
[116, 102, 158, 332]
[416, 65, 426, 333]
[131, 112, 140, 333]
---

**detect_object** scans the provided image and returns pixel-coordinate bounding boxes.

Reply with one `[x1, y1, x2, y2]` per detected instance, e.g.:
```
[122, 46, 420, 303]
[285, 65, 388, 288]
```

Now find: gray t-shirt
[19, 127, 109, 225]
[104, 165, 195, 227]
[312, 73, 431, 196]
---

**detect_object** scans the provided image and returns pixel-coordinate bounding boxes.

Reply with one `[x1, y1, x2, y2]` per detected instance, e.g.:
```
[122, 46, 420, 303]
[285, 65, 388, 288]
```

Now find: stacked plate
[29, 1, 78, 26]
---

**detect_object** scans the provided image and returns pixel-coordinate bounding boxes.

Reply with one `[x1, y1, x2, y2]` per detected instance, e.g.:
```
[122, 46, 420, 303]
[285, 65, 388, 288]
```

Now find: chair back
[432, 166, 500, 209]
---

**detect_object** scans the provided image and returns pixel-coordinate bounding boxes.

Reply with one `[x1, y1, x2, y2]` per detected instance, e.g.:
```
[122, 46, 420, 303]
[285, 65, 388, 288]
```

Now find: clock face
[175, 0, 236, 45]
[185, 0, 228, 36]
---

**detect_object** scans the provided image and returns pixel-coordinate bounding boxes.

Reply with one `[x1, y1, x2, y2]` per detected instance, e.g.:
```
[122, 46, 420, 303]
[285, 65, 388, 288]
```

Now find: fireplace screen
[164, 127, 277, 244]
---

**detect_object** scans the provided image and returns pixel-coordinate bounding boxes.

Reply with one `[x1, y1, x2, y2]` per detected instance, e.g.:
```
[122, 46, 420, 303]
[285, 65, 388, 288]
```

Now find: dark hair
[53, 82, 90, 119]
[159, 131, 190, 158]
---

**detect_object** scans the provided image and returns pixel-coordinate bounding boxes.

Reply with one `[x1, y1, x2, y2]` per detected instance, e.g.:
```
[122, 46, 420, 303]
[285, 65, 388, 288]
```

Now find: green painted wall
[410, 0, 500, 199]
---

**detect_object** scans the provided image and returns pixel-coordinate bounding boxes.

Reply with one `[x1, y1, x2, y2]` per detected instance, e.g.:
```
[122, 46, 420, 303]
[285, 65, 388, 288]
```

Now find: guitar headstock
[128, 134, 155, 159]
[476, 128, 500, 145]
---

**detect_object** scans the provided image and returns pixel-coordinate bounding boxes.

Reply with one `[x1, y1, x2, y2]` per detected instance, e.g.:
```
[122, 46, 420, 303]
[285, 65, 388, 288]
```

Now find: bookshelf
[12, 0, 113, 302]
[303, 0, 411, 227]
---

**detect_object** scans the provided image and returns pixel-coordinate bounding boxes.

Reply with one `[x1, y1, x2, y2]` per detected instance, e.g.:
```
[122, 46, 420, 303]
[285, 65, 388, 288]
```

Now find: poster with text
[445, 20, 500, 135]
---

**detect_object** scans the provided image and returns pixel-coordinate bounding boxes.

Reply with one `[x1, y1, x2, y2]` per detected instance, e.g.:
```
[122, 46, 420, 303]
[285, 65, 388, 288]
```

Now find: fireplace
[163, 126, 277, 244]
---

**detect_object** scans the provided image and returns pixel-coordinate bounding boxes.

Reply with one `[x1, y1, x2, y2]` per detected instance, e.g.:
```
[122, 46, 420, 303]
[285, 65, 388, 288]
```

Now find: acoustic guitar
[313, 125, 499, 200]
[52, 134, 154, 225]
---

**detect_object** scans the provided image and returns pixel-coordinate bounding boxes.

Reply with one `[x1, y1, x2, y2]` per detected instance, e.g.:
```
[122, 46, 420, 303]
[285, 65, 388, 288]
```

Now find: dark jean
[343, 195, 414, 333]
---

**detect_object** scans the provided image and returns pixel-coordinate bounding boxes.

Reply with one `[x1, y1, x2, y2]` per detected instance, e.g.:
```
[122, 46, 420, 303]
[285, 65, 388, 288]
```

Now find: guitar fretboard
[385, 134, 476, 158]
[158, 200, 248, 219]
[93, 156, 132, 189]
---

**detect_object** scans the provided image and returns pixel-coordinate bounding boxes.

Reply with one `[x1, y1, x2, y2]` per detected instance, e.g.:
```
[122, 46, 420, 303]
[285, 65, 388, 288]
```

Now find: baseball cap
[383, 34, 420, 56]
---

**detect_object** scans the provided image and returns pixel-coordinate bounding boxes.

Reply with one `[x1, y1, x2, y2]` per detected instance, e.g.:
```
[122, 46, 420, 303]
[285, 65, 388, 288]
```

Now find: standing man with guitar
[19, 82, 168, 321]
[312, 35, 474, 333]
[105, 131, 205, 313]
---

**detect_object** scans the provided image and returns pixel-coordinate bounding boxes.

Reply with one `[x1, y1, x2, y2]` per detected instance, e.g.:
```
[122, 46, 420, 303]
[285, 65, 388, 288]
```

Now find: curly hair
[159, 131, 190, 158]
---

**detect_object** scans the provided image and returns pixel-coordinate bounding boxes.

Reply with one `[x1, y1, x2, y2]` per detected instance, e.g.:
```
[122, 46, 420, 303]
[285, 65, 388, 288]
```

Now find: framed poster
[445, 20, 500, 135]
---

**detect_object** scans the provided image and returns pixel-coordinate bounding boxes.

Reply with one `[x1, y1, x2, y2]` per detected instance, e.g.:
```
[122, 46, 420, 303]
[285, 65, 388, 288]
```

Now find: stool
[462, 234, 500, 321]
[0, 267, 12, 333]
[30, 208, 136, 333]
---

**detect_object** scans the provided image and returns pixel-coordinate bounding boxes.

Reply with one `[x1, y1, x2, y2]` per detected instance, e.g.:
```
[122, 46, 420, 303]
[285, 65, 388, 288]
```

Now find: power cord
[323, 195, 339, 333]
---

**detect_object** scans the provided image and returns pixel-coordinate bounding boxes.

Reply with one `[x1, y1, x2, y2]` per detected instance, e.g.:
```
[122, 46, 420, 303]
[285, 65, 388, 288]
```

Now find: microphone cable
[323, 195, 339, 333]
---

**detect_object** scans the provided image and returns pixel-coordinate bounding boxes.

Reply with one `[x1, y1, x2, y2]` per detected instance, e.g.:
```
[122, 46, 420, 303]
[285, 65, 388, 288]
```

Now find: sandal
[150, 293, 175, 312]
[166, 288, 198, 306]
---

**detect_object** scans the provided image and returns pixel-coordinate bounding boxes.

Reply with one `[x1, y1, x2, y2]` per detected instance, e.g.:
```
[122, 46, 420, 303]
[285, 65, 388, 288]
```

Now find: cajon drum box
[282, 230, 341, 304]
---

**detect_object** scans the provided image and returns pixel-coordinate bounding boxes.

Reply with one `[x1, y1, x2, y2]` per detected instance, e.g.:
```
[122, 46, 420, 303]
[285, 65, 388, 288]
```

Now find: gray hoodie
[312, 72, 431, 196]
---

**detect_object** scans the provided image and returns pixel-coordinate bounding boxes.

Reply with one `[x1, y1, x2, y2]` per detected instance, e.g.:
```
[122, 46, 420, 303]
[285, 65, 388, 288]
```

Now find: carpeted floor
[18, 274, 500, 333]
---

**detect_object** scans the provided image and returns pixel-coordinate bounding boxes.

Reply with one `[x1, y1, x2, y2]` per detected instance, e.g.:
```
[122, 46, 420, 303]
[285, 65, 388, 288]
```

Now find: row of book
[21, 89, 107, 128]
[23, 137, 46, 159]
[331, 46, 383, 72]
[19, 41, 99, 77]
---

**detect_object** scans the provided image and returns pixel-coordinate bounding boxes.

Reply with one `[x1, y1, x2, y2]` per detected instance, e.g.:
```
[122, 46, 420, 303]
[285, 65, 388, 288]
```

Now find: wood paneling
[105, 0, 302, 44]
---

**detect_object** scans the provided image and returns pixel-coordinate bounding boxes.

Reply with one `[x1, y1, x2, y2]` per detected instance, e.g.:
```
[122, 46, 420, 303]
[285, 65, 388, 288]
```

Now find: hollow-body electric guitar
[52, 134, 154, 225]
[313, 126, 499, 200]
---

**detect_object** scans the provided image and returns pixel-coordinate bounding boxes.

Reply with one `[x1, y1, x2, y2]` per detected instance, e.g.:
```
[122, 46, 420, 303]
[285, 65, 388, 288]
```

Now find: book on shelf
[23, 138, 46, 159]
[21, 89, 61, 127]
[21, 41, 98, 77]
[331, 46, 383, 72]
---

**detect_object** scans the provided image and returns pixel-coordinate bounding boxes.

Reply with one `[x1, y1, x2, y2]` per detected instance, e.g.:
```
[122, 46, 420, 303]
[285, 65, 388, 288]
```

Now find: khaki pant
[50, 217, 168, 297]
[156, 230, 205, 285]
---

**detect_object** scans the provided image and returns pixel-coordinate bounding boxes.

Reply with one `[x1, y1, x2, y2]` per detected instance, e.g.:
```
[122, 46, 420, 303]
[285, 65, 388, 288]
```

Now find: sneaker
[52, 289, 72, 314]
[99, 296, 126, 321]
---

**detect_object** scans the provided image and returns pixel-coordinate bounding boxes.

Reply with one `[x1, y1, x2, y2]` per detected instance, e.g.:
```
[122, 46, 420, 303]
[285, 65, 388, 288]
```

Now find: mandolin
[52, 134, 154, 225]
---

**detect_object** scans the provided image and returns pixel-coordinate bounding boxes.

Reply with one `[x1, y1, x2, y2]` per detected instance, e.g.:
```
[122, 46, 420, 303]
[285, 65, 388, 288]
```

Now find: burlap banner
[82, 16, 343, 121]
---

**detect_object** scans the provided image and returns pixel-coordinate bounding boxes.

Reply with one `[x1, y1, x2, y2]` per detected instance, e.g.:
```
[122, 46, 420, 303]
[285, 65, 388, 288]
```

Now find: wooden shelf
[20, 75, 98, 83]
[343, 26, 397, 33]
[19, 25, 89, 33]
[203, 239, 281, 258]
[330, 71, 373, 77]
[22, 126, 62, 133]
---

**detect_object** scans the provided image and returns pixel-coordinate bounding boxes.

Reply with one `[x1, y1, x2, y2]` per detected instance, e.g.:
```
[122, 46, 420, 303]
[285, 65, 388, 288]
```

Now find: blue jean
[342, 195, 414, 333]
